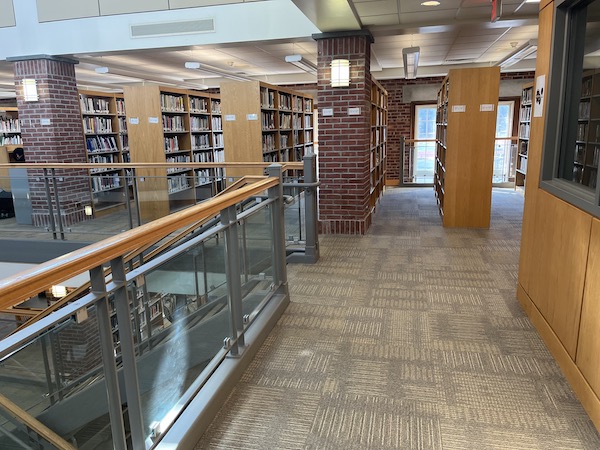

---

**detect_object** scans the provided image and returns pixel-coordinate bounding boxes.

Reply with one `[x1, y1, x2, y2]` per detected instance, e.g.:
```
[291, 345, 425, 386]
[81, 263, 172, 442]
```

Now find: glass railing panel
[0, 304, 116, 448]
[283, 183, 306, 248]
[239, 203, 275, 316]
[135, 233, 230, 440]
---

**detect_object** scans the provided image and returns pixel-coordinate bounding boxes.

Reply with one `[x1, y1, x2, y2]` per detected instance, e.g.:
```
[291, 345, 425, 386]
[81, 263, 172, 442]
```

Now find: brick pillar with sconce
[313, 31, 374, 235]
[12, 55, 90, 227]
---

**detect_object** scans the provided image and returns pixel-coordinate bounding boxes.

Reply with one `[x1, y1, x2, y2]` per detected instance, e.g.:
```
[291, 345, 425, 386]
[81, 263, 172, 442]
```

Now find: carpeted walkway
[195, 187, 600, 449]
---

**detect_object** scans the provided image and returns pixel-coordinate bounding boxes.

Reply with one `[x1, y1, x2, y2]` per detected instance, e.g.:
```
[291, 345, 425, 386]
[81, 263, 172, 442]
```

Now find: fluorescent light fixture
[330, 59, 350, 87]
[184, 61, 251, 82]
[95, 66, 109, 74]
[22, 78, 38, 101]
[421, 1, 440, 5]
[284, 54, 317, 74]
[402, 47, 420, 79]
[496, 39, 537, 68]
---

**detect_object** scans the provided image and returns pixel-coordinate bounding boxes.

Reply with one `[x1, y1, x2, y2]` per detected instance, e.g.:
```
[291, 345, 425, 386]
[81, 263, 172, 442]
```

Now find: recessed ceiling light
[421, 1, 440, 5]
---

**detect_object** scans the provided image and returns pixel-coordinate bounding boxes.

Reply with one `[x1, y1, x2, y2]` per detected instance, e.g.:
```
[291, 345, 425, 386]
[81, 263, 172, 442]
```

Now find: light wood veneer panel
[443, 67, 499, 228]
[528, 190, 592, 358]
[221, 81, 264, 179]
[576, 219, 600, 396]
[123, 84, 170, 221]
[518, 0, 554, 292]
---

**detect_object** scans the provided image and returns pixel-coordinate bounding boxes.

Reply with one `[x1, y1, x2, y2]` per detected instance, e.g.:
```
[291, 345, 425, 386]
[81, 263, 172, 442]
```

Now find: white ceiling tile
[353, 0, 398, 16]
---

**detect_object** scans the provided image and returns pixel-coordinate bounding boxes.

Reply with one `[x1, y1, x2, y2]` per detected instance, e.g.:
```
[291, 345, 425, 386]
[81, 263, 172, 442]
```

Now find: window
[413, 104, 437, 183]
[541, 0, 600, 216]
[494, 101, 516, 184]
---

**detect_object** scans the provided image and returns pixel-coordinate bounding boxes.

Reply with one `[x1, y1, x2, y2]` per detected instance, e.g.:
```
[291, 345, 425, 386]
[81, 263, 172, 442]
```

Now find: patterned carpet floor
[195, 187, 600, 449]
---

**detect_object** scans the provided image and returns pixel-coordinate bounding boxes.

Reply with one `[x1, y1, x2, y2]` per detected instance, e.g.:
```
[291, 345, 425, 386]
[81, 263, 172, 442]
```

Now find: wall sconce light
[84, 205, 93, 216]
[22, 78, 39, 102]
[51, 285, 68, 298]
[331, 59, 350, 87]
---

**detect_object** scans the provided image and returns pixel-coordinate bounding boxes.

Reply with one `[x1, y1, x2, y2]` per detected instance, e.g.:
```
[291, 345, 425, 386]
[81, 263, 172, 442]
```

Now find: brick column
[12, 55, 90, 227]
[314, 31, 373, 235]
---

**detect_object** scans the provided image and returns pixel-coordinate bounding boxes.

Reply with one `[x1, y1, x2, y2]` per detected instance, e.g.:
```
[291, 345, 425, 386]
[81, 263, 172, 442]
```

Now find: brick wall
[316, 33, 373, 235]
[53, 310, 102, 381]
[14, 58, 90, 226]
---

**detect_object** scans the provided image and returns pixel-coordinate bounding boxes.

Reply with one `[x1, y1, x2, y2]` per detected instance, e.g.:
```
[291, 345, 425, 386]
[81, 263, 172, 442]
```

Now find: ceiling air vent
[130, 18, 215, 38]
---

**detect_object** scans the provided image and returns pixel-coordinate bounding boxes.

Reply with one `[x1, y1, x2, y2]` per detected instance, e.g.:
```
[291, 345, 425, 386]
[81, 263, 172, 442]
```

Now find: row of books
[261, 89, 276, 109]
[192, 134, 210, 149]
[279, 93, 292, 110]
[262, 134, 276, 152]
[214, 133, 224, 148]
[86, 136, 118, 152]
[579, 100, 591, 120]
[582, 77, 593, 98]
[84, 117, 113, 134]
[212, 116, 222, 131]
[91, 173, 121, 192]
[0, 135, 22, 145]
[0, 118, 20, 133]
[161, 94, 185, 112]
[88, 153, 117, 165]
[592, 146, 600, 167]
[118, 117, 127, 133]
[191, 116, 209, 131]
[116, 99, 126, 115]
[168, 174, 191, 193]
[520, 105, 532, 122]
[164, 136, 180, 152]
[519, 123, 531, 140]
[80, 96, 110, 114]
[262, 112, 276, 129]
[189, 97, 208, 113]
[279, 113, 292, 129]
[162, 115, 185, 132]
[211, 100, 221, 114]
[522, 87, 533, 104]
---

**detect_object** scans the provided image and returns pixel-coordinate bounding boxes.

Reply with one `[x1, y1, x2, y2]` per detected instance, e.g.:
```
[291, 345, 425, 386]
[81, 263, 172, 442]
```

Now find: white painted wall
[0, 0, 319, 60]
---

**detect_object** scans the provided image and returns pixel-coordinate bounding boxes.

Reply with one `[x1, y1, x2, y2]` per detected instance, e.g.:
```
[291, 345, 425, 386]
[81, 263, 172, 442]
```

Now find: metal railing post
[302, 154, 320, 263]
[50, 169, 65, 240]
[220, 205, 244, 355]
[266, 164, 288, 287]
[42, 169, 57, 240]
[110, 257, 146, 449]
[89, 265, 128, 450]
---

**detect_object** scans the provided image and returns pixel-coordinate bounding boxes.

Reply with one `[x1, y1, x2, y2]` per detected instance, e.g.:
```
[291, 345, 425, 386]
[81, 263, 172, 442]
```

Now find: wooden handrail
[0, 393, 76, 450]
[7, 176, 267, 334]
[0, 177, 279, 309]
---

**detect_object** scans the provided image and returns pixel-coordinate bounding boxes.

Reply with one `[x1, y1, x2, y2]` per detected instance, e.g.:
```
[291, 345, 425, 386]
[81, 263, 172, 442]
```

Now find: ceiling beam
[291, 0, 362, 32]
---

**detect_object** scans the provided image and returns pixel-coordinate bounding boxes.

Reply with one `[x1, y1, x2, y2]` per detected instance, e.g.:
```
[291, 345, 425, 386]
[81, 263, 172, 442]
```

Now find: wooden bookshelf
[0, 107, 21, 147]
[573, 70, 600, 190]
[370, 79, 388, 210]
[220, 80, 314, 180]
[79, 91, 129, 216]
[123, 84, 224, 222]
[516, 82, 533, 187]
[434, 67, 500, 228]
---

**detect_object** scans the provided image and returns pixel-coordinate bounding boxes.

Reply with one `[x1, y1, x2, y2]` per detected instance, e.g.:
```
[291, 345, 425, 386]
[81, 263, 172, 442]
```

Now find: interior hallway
[195, 187, 600, 449]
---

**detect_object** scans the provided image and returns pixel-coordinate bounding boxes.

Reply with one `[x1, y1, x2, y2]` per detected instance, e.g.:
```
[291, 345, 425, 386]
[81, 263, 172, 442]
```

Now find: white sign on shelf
[480, 104, 495, 112]
[534, 74, 546, 118]
[148, 117, 159, 124]
[322, 108, 334, 117]
[246, 114, 258, 121]
[129, 117, 139, 125]
[348, 107, 361, 115]
[40, 118, 51, 125]
[452, 105, 466, 113]
[225, 114, 236, 121]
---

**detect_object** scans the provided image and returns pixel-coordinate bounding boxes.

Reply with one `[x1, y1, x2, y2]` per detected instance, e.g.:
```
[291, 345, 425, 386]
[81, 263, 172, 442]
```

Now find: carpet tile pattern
[196, 187, 600, 450]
